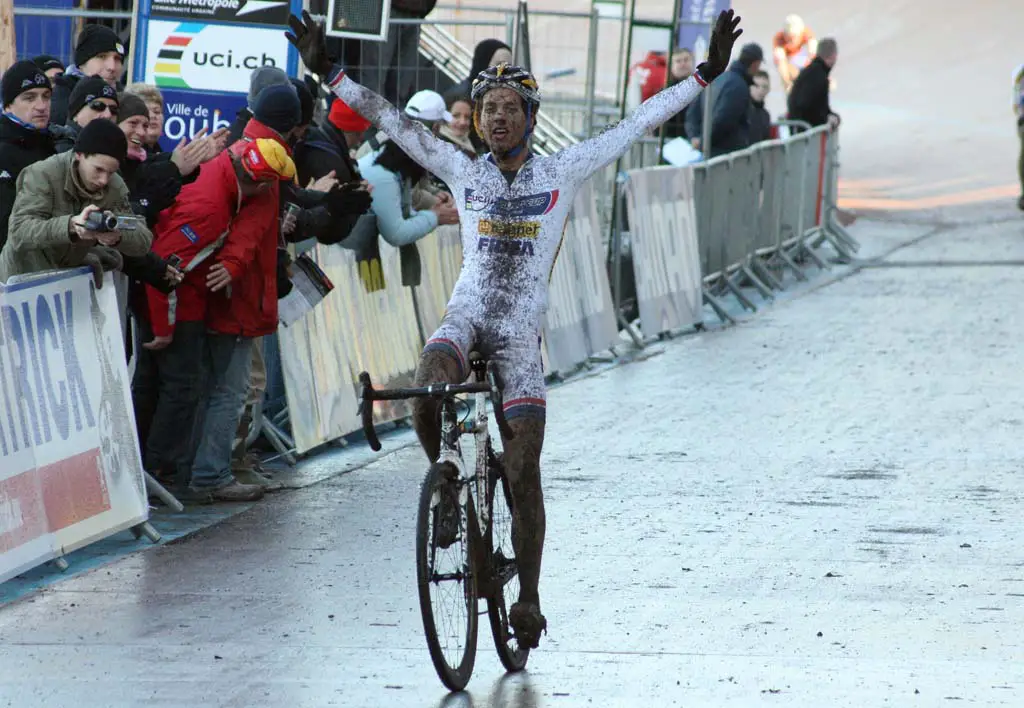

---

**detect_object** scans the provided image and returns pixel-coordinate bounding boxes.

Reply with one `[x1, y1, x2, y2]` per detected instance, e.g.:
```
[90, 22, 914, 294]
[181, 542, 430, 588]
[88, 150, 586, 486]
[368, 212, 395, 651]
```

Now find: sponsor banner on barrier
[542, 180, 619, 373]
[143, 20, 291, 92]
[151, 0, 293, 26]
[0, 271, 149, 584]
[625, 167, 704, 334]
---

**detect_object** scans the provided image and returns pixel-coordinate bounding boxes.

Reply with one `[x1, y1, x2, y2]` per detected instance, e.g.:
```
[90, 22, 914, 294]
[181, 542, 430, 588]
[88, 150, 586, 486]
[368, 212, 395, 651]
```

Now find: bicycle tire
[485, 455, 529, 672]
[416, 463, 478, 691]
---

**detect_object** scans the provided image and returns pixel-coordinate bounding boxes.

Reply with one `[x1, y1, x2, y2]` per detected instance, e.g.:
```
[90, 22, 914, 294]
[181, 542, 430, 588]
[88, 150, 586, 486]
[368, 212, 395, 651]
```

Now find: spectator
[0, 118, 151, 282]
[686, 43, 763, 158]
[53, 76, 119, 152]
[32, 55, 65, 82]
[629, 51, 668, 106]
[51, 24, 125, 126]
[1, 61, 54, 251]
[186, 88, 303, 503]
[446, 39, 512, 102]
[1014, 64, 1024, 211]
[437, 96, 476, 157]
[136, 137, 294, 498]
[787, 38, 840, 130]
[351, 138, 458, 264]
[227, 66, 293, 144]
[124, 83, 166, 155]
[662, 48, 695, 140]
[773, 14, 817, 94]
[749, 70, 772, 144]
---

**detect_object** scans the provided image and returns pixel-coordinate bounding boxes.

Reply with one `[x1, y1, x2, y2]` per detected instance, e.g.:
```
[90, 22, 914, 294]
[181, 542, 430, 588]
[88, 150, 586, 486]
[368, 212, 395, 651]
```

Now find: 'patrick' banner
[128, 0, 304, 151]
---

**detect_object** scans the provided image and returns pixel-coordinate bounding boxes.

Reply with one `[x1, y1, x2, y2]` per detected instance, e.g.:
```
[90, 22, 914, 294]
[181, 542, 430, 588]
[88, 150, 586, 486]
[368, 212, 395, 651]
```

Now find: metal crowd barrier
[620, 124, 857, 335]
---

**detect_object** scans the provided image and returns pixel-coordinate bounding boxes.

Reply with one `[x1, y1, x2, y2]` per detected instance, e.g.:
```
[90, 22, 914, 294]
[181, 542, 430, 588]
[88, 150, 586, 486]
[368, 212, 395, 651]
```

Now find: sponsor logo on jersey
[465, 189, 559, 217]
[477, 237, 535, 256]
[478, 219, 540, 239]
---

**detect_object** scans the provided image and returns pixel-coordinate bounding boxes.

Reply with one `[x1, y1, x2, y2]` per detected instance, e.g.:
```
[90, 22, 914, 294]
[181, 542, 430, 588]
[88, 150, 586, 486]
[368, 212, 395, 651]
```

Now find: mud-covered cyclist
[285, 10, 743, 650]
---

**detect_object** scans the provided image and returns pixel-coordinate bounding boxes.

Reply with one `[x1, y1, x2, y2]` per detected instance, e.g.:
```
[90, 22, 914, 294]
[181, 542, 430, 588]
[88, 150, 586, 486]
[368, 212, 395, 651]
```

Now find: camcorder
[83, 210, 145, 233]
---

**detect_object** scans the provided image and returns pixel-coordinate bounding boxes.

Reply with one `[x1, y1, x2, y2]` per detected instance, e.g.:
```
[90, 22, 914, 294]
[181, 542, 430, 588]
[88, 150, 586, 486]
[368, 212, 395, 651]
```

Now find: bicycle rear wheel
[485, 452, 529, 672]
[417, 462, 478, 691]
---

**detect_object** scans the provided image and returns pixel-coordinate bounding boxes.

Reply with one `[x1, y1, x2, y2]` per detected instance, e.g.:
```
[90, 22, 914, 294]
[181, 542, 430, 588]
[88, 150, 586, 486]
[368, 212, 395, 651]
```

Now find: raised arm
[560, 74, 708, 178]
[557, 10, 742, 180]
[287, 11, 468, 188]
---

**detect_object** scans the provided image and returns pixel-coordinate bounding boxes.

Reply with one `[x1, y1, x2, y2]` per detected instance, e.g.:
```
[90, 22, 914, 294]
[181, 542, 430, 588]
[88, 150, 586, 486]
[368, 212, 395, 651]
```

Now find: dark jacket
[0, 115, 56, 250]
[685, 60, 754, 157]
[787, 56, 836, 128]
[749, 101, 772, 144]
[120, 153, 191, 227]
[227, 107, 253, 146]
[661, 77, 692, 139]
[292, 121, 366, 245]
[49, 71, 81, 128]
[51, 121, 81, 154]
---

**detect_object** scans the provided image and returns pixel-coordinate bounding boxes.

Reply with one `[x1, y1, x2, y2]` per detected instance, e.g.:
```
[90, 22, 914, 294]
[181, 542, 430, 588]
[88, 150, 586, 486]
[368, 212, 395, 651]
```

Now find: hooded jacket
[0, 114, 56, 249]
[204, 119, 284, 338]
[145, 149, 241, 337]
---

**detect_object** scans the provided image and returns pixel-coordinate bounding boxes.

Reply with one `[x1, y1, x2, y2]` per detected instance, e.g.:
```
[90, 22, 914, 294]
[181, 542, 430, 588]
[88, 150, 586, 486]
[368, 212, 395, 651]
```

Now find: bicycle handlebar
[358, 367, 515, 452]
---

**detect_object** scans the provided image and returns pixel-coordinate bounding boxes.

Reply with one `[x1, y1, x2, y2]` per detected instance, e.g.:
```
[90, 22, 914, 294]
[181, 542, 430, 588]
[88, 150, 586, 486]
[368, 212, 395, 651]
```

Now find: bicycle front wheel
[416, 462, 479, 691]
[486, 457, 529, 672]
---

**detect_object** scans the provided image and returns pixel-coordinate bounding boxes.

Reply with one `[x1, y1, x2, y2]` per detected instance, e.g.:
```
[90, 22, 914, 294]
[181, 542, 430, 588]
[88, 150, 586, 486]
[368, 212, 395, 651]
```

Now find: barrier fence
[0, 270, 155, 585]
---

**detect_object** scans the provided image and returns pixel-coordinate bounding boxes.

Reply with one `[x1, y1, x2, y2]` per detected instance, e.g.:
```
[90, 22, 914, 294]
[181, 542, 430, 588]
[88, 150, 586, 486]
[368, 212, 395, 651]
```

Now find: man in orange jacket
[187, 83, 303, 502]
[133, 133, 297, 500]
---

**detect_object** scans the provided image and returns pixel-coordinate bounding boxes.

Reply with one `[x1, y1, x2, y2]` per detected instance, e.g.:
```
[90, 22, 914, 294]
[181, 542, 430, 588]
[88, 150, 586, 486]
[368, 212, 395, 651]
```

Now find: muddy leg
[502, 417, 545, 607]
[411, 349, 462, 462]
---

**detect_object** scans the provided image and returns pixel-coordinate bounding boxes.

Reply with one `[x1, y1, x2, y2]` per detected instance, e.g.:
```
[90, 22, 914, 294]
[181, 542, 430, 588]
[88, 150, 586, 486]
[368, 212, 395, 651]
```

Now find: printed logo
[464, 189, 559, 217]
[478, 219, 540, 239]
[144, 20, 289, 92]
[180, 224, 199, 243]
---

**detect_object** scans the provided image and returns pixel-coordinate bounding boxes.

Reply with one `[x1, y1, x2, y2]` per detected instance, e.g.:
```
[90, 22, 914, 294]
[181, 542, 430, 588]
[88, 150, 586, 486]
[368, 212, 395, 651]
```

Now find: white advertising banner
[541, 179, 619, 373]
[624, 166, 704, 334]
[144, 20, 292, 93]
[0, 270, 149, 584]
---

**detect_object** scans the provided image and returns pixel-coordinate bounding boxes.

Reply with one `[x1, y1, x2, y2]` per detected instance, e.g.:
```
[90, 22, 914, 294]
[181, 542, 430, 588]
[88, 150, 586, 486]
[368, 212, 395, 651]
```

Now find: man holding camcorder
[0, 118, 152, 282]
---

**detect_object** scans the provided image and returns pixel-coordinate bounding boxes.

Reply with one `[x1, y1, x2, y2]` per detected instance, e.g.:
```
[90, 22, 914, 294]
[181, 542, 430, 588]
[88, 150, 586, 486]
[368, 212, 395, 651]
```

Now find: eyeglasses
[87, 100, 118, 116]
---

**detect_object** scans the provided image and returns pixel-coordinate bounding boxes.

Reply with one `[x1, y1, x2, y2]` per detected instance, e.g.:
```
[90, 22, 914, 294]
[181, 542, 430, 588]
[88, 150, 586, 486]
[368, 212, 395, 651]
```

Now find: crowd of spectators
[0, 21, 489, 506]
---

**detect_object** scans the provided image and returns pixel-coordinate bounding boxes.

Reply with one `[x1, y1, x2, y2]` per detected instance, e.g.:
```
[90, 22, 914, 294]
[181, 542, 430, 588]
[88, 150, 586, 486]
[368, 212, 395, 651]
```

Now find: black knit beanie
[289, 78, 314, 127]
[252, 83, 301, 135]
[2, 60, 50, 108]
[117, 93, 150, 124]
[33, 55, 65, 74]
[74, 24, 125, 68]
[68, 76, 118, 119]
[75, 118, 127, 164]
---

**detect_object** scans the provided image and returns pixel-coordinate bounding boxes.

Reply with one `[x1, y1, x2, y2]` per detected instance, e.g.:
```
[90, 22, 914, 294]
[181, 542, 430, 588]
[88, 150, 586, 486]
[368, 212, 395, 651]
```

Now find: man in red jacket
[188, 83, 303, 502]
[133, 136, 296, 501]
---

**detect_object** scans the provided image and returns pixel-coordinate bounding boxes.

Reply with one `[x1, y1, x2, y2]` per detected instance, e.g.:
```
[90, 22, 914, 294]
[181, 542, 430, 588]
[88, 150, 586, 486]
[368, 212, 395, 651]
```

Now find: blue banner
[130, 0, 302, 149]
[676, 0, 731, 61]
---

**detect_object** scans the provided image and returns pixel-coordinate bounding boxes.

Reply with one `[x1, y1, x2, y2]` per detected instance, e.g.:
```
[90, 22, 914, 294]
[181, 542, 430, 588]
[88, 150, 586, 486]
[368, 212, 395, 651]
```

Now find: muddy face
[478, 87, 529, 155]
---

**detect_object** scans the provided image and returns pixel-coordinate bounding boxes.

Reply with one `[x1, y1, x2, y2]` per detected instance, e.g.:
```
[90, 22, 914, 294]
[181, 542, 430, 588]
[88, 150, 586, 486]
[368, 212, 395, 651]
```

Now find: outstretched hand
[702, 10, 743, 82]
[286, 11, 332, 78]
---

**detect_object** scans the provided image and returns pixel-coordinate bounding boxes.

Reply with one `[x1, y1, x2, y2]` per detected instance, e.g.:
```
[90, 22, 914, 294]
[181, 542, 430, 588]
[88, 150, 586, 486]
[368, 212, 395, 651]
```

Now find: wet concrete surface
[3, 205, 1024, 706]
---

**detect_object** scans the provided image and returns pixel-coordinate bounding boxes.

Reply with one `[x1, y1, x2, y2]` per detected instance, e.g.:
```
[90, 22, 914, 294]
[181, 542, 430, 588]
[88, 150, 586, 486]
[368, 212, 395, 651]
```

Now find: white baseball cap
[404, 90, 453, 124]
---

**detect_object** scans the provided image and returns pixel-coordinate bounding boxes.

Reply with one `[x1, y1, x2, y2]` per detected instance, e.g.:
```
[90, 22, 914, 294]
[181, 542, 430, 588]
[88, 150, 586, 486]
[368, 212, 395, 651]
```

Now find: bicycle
[358, 352, 530, 691]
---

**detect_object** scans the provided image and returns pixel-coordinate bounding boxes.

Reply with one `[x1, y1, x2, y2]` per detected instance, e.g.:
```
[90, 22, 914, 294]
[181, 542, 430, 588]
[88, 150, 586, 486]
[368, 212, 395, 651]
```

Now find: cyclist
[286, 9, 742, 649]
[772, 14, 817, 94]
